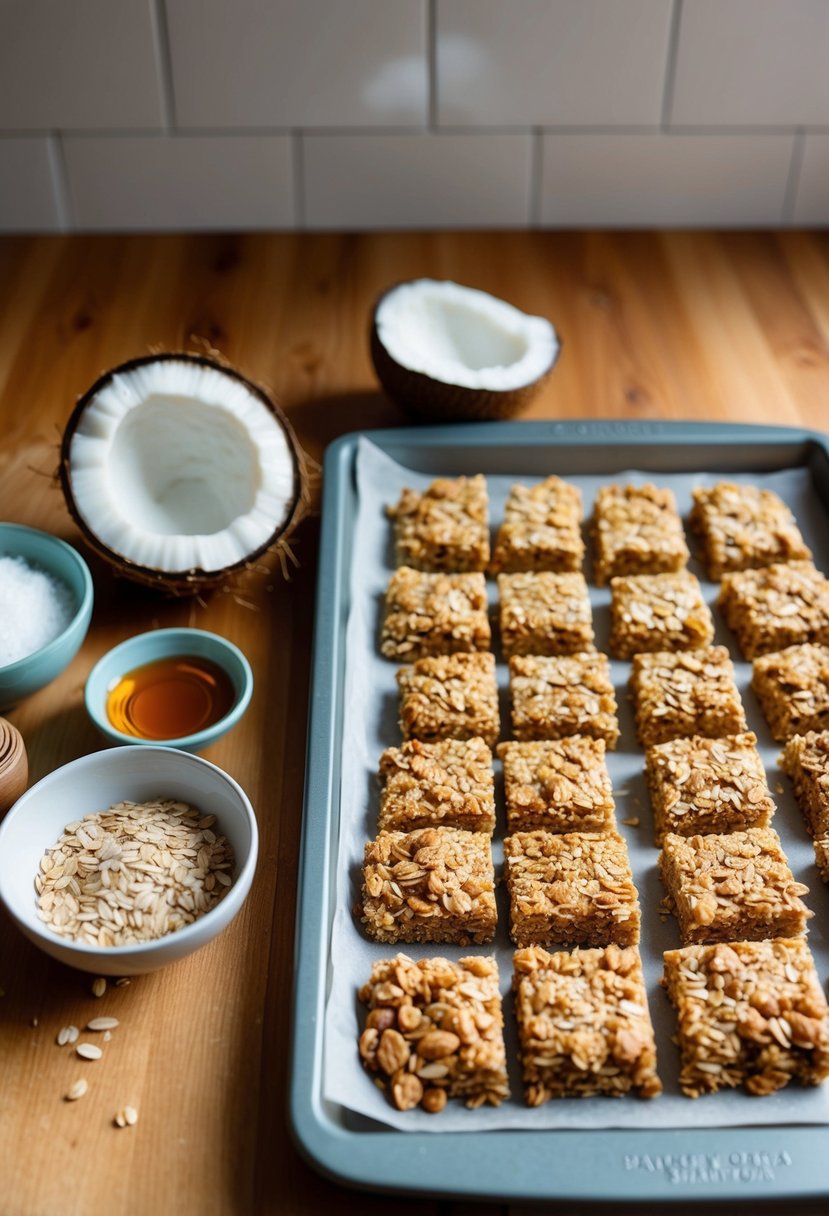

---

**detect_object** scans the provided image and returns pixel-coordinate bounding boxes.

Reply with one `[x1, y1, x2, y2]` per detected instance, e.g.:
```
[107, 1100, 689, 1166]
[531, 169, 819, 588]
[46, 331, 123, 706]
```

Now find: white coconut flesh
[66, 360, 297, 575]
[375, 279, 558, 391]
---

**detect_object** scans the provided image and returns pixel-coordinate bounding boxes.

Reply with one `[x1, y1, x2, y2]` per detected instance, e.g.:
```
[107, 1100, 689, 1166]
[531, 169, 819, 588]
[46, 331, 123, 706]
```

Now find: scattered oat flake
[622, 817, 640, 827]
[114, 1105, 138, 1128]
[66, 1079, 88, 1101]
[103, 1030, 112, 1042]
[91, 977, 107, 998]
[76, 1042, 103, 1060]
[87, 1016, 119, 1031]
[114, 978, 131, 988]
[57, 1025, 80, 1046]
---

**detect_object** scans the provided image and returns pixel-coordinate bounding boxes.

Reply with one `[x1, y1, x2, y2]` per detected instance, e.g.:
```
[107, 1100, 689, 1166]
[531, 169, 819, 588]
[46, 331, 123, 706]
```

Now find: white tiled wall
[0, 0, 827, 232]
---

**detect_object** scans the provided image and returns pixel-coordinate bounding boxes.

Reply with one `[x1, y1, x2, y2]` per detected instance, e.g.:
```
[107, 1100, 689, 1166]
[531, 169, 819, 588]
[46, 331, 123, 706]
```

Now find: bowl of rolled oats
[0, 745, 258, 974]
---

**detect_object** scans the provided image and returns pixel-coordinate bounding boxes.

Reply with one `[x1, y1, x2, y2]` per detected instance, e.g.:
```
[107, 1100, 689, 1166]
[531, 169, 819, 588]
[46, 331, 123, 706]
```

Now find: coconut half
[370, 279, 560, 422]
[59, 353, 305, 594]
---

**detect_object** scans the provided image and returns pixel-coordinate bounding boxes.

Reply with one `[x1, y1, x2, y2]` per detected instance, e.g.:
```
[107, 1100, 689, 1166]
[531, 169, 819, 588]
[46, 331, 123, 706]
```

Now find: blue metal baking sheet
[289, 418, 829, 1204]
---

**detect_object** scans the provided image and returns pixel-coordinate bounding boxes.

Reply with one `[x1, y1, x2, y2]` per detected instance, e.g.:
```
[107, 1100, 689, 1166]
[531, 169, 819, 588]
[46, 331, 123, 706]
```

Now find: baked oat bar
[498, 737, 615, 834]
[491, 476, 584, 573]
[358, 953, 509, 1111]
[630, 647, 747, 747]
[513, 944, 661, 1102]
[662, 939, 829, 1097]
[658, 827, 812, 946]
[509, 653, 619, 749]
[504, 830, 640, 948]
[591, 483, 689, 586]
[690, 481, 812, 581]
[387, 476, 489, 572]
[378, 737, 495, 835]
[498, 571, 594, 658]
[780, 730, 829, 839]
[645, 732, 775, 844]
[360, 827, 496, 945]
[398, 652, 500, 746]
[380, 567, 491, 661]
[752, 643, 829, 741]
[718, 561, 829, 660]
[814, 838, 829, 882]
[609, 571, 714, 660]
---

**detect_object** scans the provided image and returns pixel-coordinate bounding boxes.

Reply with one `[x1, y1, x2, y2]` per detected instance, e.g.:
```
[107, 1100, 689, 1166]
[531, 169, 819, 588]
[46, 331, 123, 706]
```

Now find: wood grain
[1, 231, 828, 1216]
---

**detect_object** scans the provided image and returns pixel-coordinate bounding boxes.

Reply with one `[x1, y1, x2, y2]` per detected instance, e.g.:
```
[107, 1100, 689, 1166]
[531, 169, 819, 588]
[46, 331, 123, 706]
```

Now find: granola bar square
[718, 562, 829, 660]
[380, 567, 491, 661]
[630, 647, 747, 747]
[498, 737, 615, 834]
[690, 482, 812, 581]
[509, 653, 619, 748]
[398, 652, 500, 746]
[658, 827, 812, 945]
[504, 830, 640, 948]
[378, 737, 495, 835]
[591, 483, 689, 586]
[498, 571, 594, 658]
[645, 732, 775, 844]
[662, 939, 829, 1097]
[387, 476, 489, 572]
[752, 643, 829, 741]
[609, 571, 714, 660]
[358, 953, 509, 1111]
[814, 838, 829, 883]
[513, 944, 661, 1102]
[781, 730, 829, 839]
[491, 477, 584, 573]
[360, 827, 497, 945]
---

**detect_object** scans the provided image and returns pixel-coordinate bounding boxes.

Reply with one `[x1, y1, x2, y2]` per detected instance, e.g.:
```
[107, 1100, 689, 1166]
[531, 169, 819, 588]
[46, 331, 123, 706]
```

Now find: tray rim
[289, 417, 829, 1204]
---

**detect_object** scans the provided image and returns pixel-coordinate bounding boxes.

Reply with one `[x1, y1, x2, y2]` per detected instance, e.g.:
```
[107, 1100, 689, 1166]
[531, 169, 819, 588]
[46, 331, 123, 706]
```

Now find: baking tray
[290, 418, 829, 1204]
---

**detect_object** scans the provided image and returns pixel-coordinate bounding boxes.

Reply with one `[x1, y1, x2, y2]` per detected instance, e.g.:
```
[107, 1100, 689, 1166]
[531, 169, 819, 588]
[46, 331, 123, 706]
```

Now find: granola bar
[814, 838, 829, 882]
[387, 476, 489, 572]
[752, 643, 829, 741]
[609, 571, 714, 660]
[498, 737, 615, 834]
[360, 827, 496, 945]
[378, 738, 495, 835]
[498, 571, 594, 658]
[780, 730, 829, 839]
[645, 732, 775, 844]
[358, 953, 510, 1111]
[658, 827, 812, 945]
[662, 939, 829, 1097]
[690, 482, 812, 581]
[591, 483, 689, 586]
[398, 652, 500, 746]
[509, 653, 619, 749]
[630, 647, 747, 747]
[504, 830, 640, 948]
[491, 477, 584, 573]
[380, 567, 491, 661]
[513, 944, 661, 1102]
[718, 562, 829, 659]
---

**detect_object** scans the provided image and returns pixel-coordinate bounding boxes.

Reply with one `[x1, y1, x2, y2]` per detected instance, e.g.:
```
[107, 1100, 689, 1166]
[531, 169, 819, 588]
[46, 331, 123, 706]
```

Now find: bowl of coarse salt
[0, 523, 94, 708]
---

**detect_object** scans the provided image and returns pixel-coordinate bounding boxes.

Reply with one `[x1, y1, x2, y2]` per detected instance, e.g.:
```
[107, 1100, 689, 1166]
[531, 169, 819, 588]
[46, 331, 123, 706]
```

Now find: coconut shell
[59, 352, 308, 596]
[370, 284, 560, 424]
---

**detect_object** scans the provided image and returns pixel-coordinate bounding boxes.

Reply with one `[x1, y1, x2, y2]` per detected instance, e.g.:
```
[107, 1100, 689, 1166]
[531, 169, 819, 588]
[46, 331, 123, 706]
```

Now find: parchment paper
[323, 436, 829, 1131]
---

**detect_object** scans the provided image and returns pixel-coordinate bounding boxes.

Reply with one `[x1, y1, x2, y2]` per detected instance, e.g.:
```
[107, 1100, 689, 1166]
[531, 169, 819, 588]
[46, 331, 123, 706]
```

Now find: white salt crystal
[0, 555, 75, 667]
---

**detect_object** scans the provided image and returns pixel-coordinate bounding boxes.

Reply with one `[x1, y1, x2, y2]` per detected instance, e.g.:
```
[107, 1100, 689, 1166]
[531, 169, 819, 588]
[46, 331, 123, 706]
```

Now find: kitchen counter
[1, 229, 829, 1216]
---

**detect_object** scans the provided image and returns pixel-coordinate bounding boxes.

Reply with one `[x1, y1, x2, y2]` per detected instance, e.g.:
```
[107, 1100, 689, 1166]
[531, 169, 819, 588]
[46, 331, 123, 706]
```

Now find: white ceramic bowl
[0, 746, 258, 975]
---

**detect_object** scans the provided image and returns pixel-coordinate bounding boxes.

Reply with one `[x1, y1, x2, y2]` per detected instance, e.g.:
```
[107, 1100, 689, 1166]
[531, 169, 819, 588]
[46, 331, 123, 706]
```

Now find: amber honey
[106, 654, 236, 741]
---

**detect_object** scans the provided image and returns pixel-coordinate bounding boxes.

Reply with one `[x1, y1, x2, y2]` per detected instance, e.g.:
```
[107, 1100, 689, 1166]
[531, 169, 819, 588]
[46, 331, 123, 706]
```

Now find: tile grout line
[427, 0, 438, 129]
[47, 132, 71, 232]
[782, 127, 805, 224]
[660, 0, 684, 130]
[150, 0, 176, 132]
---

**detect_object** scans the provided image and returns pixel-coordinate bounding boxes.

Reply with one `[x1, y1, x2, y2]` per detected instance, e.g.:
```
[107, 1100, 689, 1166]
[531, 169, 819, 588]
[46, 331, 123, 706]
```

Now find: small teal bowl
[85, 628, 253, 753]
[0, 523, 94, 709]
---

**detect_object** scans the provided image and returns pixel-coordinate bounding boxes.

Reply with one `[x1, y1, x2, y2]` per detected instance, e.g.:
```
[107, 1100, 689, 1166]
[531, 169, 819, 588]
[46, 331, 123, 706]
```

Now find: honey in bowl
[105, 655, 237, 741]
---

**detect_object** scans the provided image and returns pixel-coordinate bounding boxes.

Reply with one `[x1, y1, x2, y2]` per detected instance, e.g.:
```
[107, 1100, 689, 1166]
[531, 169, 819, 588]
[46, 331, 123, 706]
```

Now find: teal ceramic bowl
[85, 627, 253, 753]
[0, 523, 94, 709]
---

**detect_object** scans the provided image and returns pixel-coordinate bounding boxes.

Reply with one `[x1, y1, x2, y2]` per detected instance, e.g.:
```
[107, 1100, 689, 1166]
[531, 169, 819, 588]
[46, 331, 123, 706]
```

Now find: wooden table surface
[2, 230, 829, 1216]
